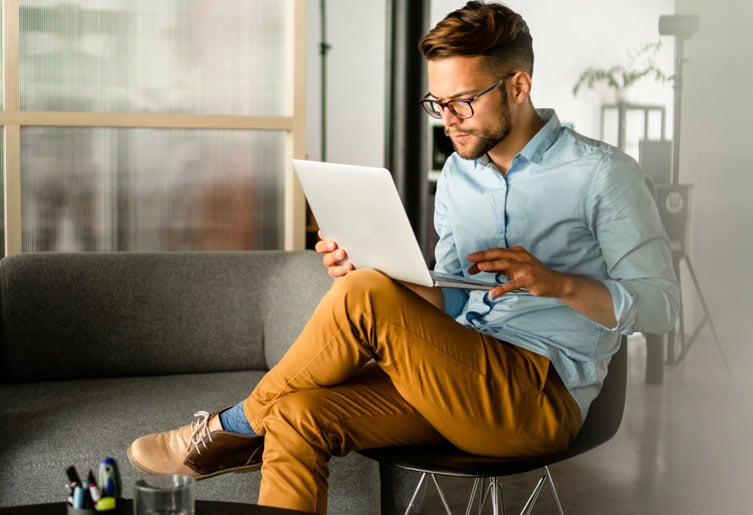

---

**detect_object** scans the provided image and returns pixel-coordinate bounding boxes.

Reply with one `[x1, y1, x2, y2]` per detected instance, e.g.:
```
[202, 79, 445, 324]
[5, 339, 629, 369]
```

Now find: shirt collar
[474, 108, 562, 170]
[518, 108, 561, 164]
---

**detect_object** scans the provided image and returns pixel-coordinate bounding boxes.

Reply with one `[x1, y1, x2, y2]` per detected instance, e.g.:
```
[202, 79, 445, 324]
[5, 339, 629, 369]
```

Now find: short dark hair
[418, 1, 534, 76]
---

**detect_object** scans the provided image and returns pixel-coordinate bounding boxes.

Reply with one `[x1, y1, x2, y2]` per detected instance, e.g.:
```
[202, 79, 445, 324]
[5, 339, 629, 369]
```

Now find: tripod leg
[680, 257, 732, 377]
[668, 251, 685, 363]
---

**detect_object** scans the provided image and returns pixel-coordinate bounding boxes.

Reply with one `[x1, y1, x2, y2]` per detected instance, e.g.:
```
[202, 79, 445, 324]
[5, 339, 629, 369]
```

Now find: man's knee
[338, 268, 395, 290]
[332, 269, 403, 309]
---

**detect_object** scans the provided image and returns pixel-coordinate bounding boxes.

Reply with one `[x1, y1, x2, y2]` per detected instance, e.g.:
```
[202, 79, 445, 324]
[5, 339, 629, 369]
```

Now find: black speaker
[655, 184, 692, 254]
[639, 140, 673, 185]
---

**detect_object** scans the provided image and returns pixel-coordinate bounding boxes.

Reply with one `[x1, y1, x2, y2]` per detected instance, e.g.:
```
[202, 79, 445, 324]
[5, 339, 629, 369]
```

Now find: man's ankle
[219, 402, 257, 435]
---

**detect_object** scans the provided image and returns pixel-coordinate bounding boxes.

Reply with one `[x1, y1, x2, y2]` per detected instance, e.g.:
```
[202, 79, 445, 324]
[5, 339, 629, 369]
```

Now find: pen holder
[67, 499, 124, 514]
[67, 508, 97, 515]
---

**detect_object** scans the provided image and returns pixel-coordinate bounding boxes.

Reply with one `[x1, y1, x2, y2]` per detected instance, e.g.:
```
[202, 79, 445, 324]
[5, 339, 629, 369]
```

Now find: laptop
[292, 159, 493, 290]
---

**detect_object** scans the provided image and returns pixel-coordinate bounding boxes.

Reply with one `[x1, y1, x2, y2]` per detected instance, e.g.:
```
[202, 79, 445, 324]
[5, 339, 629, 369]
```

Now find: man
[128, 2, 679, 513]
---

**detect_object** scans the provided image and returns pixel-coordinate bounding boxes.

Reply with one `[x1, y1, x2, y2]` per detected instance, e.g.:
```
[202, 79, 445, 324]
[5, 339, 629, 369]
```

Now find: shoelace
[189, 410, 213, 455]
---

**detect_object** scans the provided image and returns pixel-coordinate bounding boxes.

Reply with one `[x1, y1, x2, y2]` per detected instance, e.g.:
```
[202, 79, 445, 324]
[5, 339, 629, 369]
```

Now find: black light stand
[384, 0, 430, 250]
[658, 14, 731, 376]
[320, 0, 331, 163]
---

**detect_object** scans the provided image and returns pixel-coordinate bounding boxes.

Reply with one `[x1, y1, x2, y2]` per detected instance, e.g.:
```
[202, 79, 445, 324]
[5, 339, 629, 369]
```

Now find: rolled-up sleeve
[590, 154, 680, 334]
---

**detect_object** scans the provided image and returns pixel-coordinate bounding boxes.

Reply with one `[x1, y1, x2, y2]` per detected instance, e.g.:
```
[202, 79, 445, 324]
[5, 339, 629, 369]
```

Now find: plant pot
[615, 87, 635, 104]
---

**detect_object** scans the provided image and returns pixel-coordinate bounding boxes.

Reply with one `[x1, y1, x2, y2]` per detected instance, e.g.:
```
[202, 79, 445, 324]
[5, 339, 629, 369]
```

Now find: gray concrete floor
[411, 331, 752, 514]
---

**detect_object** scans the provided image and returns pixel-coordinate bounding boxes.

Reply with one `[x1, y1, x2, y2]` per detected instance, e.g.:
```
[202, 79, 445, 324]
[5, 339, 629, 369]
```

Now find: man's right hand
[314, 231, 354, 279]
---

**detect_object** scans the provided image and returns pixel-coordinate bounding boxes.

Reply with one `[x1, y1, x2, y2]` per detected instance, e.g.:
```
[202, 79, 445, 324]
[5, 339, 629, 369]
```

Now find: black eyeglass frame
[420, 72, 516, 120]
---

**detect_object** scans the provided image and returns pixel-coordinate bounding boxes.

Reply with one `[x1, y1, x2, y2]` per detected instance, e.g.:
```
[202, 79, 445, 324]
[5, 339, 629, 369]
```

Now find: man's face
[426, 56, 512, 160]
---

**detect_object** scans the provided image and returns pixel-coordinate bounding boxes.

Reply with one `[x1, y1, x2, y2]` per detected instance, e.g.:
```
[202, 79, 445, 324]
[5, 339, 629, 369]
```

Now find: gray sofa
[0, 250, 412, 513]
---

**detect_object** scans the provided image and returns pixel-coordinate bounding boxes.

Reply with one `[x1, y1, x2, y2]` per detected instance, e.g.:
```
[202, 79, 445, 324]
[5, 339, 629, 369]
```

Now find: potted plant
[572, 40, 671, 102]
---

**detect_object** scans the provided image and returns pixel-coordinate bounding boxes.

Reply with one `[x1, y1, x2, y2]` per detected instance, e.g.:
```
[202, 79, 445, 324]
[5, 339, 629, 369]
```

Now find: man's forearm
[557, 273, 617, 328]
[400, 281, 445, 311]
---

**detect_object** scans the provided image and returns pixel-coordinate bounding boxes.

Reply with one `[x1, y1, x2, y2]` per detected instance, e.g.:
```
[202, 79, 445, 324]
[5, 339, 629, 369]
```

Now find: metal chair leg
[544, 466, 565, 515]
[518, 466, 565, 515]
[403, 472, 454, 515]
[466, 477, 506, 515]
[431, 474, 454, 515]
[519, 472, 547, 515]
[489, 477, 506, 515]
[497, 478, 507, 515]
[465, 478, 483, 515]
[404, 473, 428, 515]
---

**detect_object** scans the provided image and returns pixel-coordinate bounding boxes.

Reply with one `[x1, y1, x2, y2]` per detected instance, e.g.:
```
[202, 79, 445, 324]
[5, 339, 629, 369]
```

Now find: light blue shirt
[435, 109, 680, 421]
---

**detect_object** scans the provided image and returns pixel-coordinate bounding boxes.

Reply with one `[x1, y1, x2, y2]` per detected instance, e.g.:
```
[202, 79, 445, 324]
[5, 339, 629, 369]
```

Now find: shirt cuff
[603, 279, 638, 333]
[442, 288, 468, 319]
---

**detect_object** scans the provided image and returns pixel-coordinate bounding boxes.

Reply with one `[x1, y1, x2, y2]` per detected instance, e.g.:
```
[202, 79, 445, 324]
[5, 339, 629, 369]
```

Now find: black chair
[359, 337, 627, 515]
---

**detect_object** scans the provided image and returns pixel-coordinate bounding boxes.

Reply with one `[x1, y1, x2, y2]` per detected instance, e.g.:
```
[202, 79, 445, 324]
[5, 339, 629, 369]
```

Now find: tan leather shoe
[127, 409, 263, 479]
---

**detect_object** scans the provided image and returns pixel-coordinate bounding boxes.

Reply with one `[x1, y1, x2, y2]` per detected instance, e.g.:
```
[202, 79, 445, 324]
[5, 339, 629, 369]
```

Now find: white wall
[305, 0, 386, 166]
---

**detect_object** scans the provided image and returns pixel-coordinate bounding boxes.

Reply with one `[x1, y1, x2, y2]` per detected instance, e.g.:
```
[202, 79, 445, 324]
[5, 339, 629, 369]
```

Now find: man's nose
[440, 106, 462, 125]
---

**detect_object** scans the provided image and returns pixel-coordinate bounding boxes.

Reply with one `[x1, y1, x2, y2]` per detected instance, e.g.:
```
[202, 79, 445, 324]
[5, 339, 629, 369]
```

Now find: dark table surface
[0, 499, 315, 515]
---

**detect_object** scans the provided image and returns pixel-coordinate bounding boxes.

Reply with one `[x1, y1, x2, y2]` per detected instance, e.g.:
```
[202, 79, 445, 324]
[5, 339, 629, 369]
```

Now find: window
[1, 0, 306, 254]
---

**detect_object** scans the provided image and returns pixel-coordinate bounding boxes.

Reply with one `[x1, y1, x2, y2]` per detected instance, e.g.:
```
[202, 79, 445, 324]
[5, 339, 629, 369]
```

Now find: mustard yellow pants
[243, 269, 581, 514]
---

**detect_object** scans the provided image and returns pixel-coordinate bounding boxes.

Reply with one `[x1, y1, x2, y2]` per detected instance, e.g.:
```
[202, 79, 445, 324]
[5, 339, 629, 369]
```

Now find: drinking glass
[133, 474, 195, 515]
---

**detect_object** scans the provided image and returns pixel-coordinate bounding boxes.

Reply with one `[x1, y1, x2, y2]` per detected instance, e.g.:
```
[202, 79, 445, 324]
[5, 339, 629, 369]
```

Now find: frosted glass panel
[0, 7, 3, 110]
[19, 0, 290, 115]
[21, 127, 285, 251]
[0, 135, 4, 257]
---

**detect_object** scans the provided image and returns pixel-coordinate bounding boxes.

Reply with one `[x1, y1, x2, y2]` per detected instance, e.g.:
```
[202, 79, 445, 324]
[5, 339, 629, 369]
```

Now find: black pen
[65, 465, 81, 504]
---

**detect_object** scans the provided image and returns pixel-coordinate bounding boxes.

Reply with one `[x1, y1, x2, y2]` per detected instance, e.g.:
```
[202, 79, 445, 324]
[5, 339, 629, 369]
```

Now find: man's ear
[509, 71, 533, 104]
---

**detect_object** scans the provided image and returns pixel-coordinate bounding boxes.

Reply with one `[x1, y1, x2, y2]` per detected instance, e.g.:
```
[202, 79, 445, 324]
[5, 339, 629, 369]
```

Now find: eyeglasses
[420, 72, 515, 120]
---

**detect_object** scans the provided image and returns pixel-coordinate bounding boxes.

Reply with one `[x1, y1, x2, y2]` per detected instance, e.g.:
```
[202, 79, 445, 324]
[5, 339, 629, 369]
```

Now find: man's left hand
[467, 246, 565, 298]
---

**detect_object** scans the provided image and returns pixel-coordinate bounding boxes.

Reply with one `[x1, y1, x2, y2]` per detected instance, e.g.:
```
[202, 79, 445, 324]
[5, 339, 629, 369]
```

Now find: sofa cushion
[0, 370, 380, 513]
[0, 252, 293, 382]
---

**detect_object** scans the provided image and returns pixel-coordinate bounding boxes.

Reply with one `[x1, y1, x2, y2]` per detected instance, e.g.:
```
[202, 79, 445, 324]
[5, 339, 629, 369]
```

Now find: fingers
[314, 236, 336, 255]
[468, 246, 524, 265]
[487, 280, 524, 298]
[467, 246, 551, 297]
[315, 231, 354, 279]
[467, 247, 520, 274]
[326, 261, 355, 279]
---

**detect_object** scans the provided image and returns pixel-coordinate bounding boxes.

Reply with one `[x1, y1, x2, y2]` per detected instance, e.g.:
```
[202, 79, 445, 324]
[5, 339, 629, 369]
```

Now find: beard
[446, 108, 513, 160]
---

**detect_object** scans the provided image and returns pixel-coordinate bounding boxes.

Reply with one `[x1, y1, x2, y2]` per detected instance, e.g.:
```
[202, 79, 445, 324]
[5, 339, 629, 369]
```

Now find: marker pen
[88, 470, 101, 506]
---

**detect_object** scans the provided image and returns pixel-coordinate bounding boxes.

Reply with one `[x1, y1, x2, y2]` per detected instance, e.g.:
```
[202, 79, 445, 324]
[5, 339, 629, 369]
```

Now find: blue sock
[219, 402, 257, 436]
